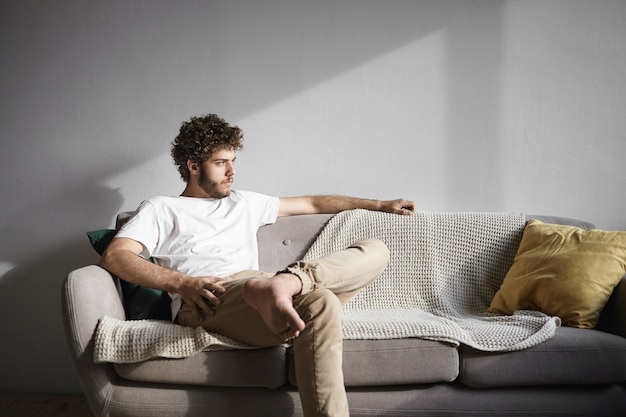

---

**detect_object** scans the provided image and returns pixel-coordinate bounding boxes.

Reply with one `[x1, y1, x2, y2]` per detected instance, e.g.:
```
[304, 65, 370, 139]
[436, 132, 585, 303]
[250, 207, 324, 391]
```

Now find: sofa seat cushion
[114, 346, 287, 389]
[288, 338, 459, 387]
[459, 327, 626, 388]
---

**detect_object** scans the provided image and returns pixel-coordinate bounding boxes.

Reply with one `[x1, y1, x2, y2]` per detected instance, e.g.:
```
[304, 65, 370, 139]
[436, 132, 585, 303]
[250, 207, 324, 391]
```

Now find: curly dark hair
[171, 114, 244, 182]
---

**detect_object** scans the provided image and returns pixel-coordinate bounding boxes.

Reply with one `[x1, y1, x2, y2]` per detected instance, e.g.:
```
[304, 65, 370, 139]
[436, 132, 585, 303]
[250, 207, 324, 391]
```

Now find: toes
[280, 328, 301, 342]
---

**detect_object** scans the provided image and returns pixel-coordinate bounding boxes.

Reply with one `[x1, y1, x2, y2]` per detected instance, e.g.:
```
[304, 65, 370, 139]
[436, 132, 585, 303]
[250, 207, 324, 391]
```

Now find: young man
[100, 114, 415, 417]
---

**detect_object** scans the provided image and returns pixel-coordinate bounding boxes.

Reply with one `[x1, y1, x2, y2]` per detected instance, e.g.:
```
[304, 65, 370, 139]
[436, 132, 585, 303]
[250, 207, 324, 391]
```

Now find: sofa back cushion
[257, 214, 334, 272]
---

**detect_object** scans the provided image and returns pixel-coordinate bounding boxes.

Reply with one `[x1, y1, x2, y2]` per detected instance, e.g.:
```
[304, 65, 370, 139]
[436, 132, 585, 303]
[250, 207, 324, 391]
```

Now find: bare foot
[242, 273, 305, 342]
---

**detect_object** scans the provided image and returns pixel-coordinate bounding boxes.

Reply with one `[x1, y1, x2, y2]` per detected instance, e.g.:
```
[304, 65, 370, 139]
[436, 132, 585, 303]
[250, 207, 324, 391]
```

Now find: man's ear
[187, 160, 200, 176]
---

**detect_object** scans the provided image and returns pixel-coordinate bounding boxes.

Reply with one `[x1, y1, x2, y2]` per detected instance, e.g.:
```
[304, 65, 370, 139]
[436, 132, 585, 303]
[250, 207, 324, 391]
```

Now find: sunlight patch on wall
[0, 262, 15, 280]
[236, 30, 451, 208]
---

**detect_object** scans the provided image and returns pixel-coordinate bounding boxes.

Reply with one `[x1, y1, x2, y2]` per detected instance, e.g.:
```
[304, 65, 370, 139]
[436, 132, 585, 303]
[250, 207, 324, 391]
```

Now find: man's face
[197, 148, 236, 199]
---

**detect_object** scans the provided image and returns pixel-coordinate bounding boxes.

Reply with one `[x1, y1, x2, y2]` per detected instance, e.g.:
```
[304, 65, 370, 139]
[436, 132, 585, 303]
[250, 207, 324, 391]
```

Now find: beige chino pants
[177, 239, 390, 417]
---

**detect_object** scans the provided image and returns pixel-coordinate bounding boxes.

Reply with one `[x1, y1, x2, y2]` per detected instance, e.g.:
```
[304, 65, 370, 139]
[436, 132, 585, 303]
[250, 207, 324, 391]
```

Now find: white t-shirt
[115, 190, 280, 318]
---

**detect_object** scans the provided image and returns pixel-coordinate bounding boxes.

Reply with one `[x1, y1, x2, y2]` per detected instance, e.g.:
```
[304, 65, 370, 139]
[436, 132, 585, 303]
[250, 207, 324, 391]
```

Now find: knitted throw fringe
[93, 316, 256, 364]
[303, 210, 561, 352]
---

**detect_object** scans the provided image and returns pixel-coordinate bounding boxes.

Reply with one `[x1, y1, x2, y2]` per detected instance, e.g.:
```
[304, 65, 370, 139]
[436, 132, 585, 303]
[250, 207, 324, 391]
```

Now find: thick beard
[198, 167, 231, 199]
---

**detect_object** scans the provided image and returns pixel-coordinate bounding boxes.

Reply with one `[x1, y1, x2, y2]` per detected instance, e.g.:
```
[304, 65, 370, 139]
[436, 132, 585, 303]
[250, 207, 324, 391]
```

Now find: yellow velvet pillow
[488, 219, 626, 328]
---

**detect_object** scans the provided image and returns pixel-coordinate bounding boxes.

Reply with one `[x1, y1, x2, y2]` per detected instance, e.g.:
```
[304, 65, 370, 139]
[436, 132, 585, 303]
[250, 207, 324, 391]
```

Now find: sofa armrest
[63, 265, 126, 348]
[597, 275, 626, 338]
[61, 265, 127, 415]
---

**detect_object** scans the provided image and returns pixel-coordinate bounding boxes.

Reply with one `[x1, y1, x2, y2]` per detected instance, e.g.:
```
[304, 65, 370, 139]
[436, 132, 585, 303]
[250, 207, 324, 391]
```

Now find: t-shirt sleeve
[114, 200, 160, 258]
[261, 195, 280, 225]
[241, 191, 280, 226]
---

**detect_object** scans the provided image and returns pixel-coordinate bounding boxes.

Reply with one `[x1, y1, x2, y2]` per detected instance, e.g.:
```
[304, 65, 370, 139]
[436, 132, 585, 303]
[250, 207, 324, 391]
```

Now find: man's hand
[178, 275, 227, 321]
[380, 198, 416, 215]
[100, 237, 229, 323]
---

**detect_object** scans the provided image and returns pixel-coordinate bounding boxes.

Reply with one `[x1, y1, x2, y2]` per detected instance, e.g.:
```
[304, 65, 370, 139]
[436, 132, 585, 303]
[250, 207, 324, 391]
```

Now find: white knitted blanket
[303, 210, 561, 351]
[94, 210, 560, 363]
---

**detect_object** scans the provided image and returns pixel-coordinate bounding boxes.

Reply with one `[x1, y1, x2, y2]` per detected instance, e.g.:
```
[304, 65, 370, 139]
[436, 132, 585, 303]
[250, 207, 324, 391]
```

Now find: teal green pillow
[86, 229, 117, 255]
[86, 229, 171, 321]
[117, 281, 172, 321]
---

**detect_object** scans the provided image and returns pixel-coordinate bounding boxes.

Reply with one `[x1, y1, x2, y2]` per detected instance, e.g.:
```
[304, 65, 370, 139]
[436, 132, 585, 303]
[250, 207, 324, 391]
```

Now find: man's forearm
[278, 195, 414, 218]
[99, 249, 187, 293]
[311, 195, 415, 216]
[309, 195, 384, 213]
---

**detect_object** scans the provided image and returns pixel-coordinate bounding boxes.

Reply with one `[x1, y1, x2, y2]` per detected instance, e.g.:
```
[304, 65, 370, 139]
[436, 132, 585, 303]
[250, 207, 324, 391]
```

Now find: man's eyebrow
[212, 156, 236, 162]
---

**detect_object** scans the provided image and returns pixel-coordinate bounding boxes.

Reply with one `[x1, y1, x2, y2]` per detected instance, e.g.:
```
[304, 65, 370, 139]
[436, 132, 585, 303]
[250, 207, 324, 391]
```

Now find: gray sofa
[62, 213, 626, 417]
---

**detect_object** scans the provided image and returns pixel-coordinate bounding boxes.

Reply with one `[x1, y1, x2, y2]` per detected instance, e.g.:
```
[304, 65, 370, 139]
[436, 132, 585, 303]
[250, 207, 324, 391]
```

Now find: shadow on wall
[0, 185, 123, 392]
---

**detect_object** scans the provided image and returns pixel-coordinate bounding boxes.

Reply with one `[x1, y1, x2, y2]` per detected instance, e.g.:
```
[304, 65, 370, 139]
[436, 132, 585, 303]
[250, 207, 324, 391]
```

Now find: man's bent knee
[295, 288, 343, 324]
[351, 238, 390, 269]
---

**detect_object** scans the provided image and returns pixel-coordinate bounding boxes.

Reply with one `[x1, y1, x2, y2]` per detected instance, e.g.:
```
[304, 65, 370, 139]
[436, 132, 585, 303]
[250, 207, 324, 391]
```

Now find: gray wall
[1, 0, 625, 393]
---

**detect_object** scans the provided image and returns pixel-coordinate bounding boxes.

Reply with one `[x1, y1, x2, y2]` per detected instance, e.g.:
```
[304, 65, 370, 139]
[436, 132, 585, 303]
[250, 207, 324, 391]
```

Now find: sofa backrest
[255, 213, 594, 272]
[257, 214, 334, 272]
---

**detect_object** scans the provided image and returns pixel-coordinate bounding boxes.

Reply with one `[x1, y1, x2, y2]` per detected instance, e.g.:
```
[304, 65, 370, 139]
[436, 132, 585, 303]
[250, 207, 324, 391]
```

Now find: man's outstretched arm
[278, 195, 415, 217]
